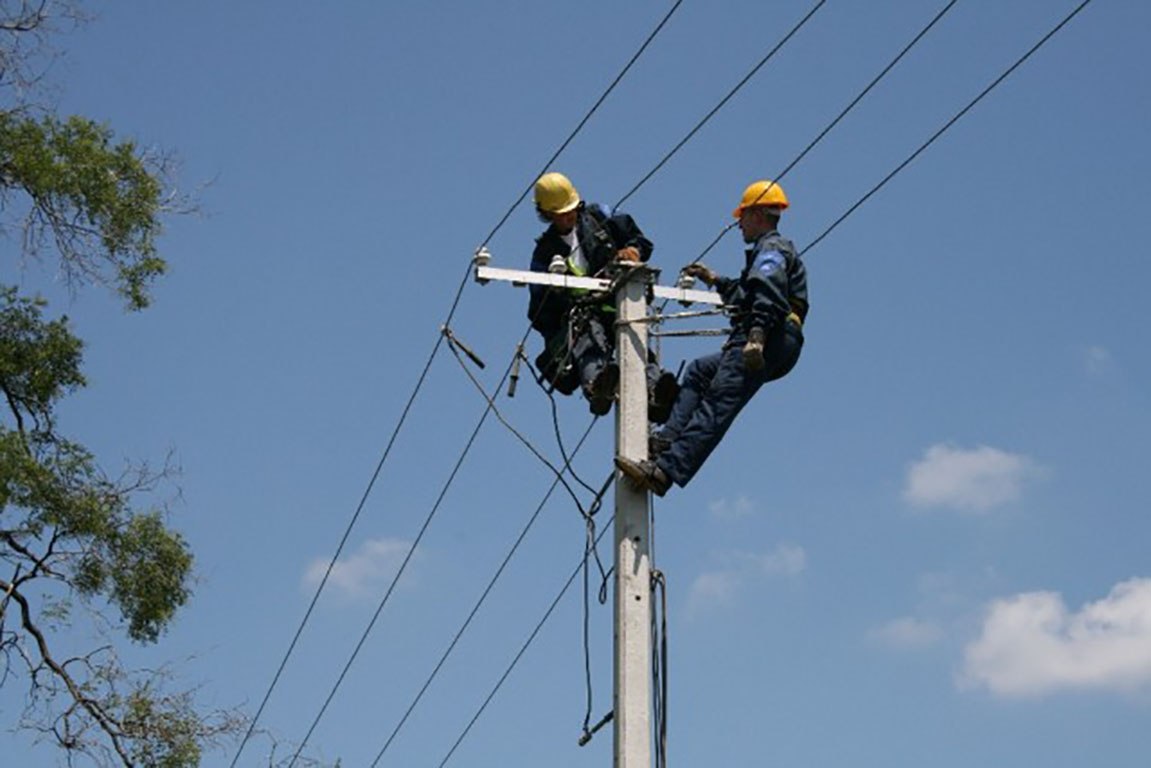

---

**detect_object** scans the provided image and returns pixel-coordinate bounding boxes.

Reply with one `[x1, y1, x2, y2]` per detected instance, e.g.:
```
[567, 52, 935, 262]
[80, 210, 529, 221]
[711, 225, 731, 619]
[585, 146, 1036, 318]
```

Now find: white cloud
[750, 544, 807, 576]
[1083, 345, 1113, 376]
[302, 537, 413, 599]
[904, 443, 1041, 513]
[961, 578, 1151, 697]
[687, 544, 806, 618]
[708, 495, 754, 520]
[868, 617, 944, 650]
[686, 570, 740, 612]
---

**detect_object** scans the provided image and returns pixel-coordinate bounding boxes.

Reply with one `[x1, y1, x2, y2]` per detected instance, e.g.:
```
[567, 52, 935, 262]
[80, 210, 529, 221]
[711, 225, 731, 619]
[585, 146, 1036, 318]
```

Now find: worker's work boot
[585, 362, 619, 416]
[614, 456, 672, 497]
[647, 371, 679, 425]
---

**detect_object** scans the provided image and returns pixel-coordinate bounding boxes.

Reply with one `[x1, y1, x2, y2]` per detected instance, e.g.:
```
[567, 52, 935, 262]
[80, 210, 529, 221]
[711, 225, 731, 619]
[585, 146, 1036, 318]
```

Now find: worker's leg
[574, 314, 617, 414]
[655, 351, 719, 444]
[656, 347, 765, 487]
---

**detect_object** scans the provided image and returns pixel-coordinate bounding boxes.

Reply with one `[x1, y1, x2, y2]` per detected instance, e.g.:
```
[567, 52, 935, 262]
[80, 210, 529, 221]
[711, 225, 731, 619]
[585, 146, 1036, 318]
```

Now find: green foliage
[0, 5, 239, 765]
[1, 287, 192, 642]
[1, 284, 211, 764]
[0, 285, 85, 426]
[104, 512, 193, 643]
[0, 111, 167, 310]
[121, 682, 204, 768]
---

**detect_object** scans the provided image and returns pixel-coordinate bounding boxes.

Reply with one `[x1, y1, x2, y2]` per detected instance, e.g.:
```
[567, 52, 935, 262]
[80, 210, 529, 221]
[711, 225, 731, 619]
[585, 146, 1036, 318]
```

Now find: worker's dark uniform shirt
[527, 204, 652, 340]
[655, 229, 808, 487]
[714, 230, 808, 345]
[527, 204, 652, 393]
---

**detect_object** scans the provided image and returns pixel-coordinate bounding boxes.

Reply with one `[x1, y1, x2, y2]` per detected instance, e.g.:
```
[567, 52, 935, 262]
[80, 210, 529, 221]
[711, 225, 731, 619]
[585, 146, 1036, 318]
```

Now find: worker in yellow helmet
[528, 172, 678, 420]
[616, 179, 808, 495]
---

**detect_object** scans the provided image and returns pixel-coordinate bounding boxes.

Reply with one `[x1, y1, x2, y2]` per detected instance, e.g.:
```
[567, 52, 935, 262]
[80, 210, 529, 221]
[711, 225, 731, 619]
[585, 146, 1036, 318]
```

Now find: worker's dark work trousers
[656, 321, 803, 487]
[572, 312, 665, 393]
[571, 313, 613, 390]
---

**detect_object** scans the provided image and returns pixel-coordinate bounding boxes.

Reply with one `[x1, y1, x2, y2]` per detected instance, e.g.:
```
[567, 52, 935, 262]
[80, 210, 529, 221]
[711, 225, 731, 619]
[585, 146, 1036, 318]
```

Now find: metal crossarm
[473, 264, 722, 306]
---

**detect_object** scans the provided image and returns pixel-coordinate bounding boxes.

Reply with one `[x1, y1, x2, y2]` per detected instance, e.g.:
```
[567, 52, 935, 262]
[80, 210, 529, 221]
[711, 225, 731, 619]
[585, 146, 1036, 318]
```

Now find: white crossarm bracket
[473, 264, 722, 306]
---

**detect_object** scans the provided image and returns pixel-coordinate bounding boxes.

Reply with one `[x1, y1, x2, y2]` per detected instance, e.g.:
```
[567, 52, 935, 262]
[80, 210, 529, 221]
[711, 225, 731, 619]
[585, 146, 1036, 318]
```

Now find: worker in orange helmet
[616, 179, 808, 495]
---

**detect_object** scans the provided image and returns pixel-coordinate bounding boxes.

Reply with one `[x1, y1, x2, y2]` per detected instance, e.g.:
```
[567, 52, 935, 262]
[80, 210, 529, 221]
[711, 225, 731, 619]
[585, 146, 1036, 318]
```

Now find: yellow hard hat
[732, 179, 789, 218]
[534, 172, 581, 215]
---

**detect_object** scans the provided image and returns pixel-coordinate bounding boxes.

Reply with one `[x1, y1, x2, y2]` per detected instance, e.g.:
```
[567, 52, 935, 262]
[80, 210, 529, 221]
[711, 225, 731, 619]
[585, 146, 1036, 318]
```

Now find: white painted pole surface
[613, 267, 652, 768]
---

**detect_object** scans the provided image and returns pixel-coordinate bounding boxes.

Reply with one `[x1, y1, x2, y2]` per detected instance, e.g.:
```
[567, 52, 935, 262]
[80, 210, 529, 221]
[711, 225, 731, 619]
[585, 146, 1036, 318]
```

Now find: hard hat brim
[553, 196, 581, 214]
[733, 203, 787, 218]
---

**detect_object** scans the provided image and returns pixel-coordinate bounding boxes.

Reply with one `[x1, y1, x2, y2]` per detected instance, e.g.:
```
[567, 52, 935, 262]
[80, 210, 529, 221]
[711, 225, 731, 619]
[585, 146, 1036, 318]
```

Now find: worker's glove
[681, 263, 718, 287]
[615, 246, 641, 263]
[742, 327, 766, 371]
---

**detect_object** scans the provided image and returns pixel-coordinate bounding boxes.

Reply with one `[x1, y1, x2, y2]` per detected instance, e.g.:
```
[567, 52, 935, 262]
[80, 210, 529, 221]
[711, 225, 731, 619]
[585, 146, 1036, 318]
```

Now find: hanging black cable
[802, 0, 1095, 257]
[651, 568, 669, 768]
[290, 316, 618, 764]
[368, 423, 603, 766]
[580, 471, 617, 740]
[613, 0, 828, 211]
[438, 506, 616, 768]
[444, 332, 603, 517]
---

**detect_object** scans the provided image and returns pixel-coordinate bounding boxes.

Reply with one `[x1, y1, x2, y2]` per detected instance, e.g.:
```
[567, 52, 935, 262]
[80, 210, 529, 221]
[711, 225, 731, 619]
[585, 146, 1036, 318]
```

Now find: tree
[1, 3, 239, 765]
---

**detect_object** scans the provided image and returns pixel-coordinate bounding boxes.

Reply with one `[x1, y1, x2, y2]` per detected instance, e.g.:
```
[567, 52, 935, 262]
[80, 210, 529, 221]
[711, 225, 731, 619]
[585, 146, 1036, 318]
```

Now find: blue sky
[5, 1, 1151, 766]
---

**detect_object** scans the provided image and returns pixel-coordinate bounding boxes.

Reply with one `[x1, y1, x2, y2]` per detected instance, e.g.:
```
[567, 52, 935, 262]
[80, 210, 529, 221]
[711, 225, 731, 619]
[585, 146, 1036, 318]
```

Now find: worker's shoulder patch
[755, 249, 786, 277]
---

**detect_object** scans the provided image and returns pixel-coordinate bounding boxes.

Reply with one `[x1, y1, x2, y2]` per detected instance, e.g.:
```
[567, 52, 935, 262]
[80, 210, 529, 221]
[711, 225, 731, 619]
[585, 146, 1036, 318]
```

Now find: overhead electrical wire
[287, 335, 612, 765]
[229, 5, 684, 765]
[287, 400, 497, 766]
[802, 0, 1095, 257]
[478, 0, 685, 250]
[288, 305, 622, 762]
[367, 430, 606, 766]
[691, 0, 961, 264]
[437, 516, 615, 768]
[613, 0, 828, 211]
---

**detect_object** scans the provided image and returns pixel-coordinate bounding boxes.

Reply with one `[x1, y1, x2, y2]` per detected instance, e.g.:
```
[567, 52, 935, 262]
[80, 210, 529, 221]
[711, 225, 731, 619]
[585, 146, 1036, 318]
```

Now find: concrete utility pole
[472, 252, 720, 767]
[612, 265, 653, 768]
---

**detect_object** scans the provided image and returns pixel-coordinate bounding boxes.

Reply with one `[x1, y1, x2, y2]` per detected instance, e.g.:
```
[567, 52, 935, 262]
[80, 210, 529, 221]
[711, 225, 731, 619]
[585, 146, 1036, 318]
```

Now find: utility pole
[612, 265, 653, 768]
[472, 252, 720, 766]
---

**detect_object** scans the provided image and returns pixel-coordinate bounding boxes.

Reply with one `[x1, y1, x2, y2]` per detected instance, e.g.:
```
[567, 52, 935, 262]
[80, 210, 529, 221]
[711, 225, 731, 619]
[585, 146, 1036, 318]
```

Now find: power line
[692, 0, 961, 264]
[443, 334, 605, 518]
[479, 0, 685, 250]
[230, 6, 684, 763]
[228, 270, 467, 768]
[613, 0, 828, 211]
[368, 426, 604, 766]
[287, 400, 495, 766]
[288, 332, 612, 764]
[438, 513, 615, 768]
[803, 0, 1095, 257]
